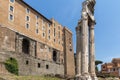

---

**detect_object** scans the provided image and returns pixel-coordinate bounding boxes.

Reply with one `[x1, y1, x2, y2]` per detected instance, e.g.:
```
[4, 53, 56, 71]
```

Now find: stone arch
[22, 38, 30, 54]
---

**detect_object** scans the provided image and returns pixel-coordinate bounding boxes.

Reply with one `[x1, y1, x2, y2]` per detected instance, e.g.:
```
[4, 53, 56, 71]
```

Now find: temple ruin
[76, 0, 97, 80]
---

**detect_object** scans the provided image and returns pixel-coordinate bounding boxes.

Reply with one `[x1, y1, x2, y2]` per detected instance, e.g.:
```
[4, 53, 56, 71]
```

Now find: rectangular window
[48, 36, 50, 40]
[9, 14, 14, 21]
[26, 16, 30, 21]
[26, 60, 29, 65]
[26, 8, 30, 14]
[54, 28, 56, 37]
[36, 15, 39, 19]
[10, 0, 14, 3]
[38, 63, 41, 68]
[36, 29, 39, 34]
[10, 6, 14, 12]
[43, 33, 45, 37]
[46, 65, 49, 69]
[49, 30, 50, 34]
[26, 23, 29, 29]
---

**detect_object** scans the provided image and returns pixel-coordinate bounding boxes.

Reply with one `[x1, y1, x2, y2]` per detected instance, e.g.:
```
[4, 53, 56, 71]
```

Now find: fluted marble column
[89, 22, 97, 80]
[76, 23, 82, 79]
[81, 11, 91, 80]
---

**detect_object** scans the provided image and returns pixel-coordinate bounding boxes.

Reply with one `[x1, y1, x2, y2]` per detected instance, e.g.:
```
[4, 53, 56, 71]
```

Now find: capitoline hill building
[0, 0, 75, 77]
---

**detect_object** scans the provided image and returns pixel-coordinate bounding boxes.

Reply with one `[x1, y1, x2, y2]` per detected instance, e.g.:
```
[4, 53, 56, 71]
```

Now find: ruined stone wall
[0, 50, 64, 76]
[0, 26, 16, 51]
[0, 62, 8, 74]
[0, 26, 64, 76]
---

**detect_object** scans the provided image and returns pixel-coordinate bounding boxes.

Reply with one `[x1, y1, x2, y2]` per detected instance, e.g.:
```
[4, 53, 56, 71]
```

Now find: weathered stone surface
[0, 0, 75, 78]
[63, 27, 75, 78]
[0, 26, 65, 76]
[75, 0, 97, 80]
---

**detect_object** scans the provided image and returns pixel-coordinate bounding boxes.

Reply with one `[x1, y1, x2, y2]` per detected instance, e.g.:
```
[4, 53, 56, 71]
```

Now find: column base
[75, 74, 96, 80]
[75, 74, 82, 80]
[81, 74, 92, 80]
[91, 76, 98, 80]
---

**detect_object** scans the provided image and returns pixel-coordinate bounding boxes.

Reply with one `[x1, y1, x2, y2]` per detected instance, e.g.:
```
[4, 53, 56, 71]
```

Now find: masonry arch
[22, 38, 30, 54]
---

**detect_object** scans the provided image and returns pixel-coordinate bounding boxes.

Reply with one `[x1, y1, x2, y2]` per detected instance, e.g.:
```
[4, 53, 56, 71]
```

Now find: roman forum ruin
[76, 0, 97, 80]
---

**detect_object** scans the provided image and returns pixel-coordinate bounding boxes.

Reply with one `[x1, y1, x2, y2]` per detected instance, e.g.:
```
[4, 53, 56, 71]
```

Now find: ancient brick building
[101, 58, 120, 77]
[0, 0, 75, 78]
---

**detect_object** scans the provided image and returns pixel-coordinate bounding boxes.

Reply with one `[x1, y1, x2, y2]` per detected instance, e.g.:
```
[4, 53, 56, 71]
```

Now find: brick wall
[63, 27, 75, 78]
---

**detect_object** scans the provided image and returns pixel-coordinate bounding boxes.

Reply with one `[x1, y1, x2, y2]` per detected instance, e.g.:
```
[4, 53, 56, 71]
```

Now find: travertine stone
[75, 0, 97, 80]
[89, 22, 97, 80]
[76, 26, 81, 77]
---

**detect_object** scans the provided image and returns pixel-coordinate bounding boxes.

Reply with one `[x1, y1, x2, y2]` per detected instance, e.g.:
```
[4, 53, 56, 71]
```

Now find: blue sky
[24, 0, 120, 63]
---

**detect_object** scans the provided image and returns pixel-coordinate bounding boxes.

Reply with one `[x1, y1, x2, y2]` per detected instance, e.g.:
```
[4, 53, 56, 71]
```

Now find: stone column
[81, 10, 91, 80]
[76, 26, 81, 78]
[89, 22, 97, 80]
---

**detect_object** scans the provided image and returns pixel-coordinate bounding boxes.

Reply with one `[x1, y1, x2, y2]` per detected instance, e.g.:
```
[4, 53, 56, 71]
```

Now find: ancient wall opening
[53, 50, 57, 62]
[22, 38, 30, 54]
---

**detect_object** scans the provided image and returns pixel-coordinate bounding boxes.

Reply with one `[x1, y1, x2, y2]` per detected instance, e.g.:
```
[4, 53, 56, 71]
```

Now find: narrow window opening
[38, 63, 41, 68]
[36, 15, 39, 19]
[9, 14, 13, 21]
[26, 60, 29, 65]
[53, 51, 57, 62]
[43, 33, 45, 37]
[46, 65, 49, 69]
[26, 23, 29, 29]
[48, 36, 50, 40]
[54, 28, 55, 37]
[10, 6, 14, 12]
[36, 29, 39, 34]
[26, 16, 29, 21]
[26, 8, 30, 14]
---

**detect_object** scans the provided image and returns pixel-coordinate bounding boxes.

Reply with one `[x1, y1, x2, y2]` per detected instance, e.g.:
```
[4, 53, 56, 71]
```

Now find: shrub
[4, 57, 18, 75]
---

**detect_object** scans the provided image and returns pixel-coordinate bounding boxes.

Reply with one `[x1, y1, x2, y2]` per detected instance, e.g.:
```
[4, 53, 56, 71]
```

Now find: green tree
[4, 57, 18, 75]
[95, 60, 103, 72]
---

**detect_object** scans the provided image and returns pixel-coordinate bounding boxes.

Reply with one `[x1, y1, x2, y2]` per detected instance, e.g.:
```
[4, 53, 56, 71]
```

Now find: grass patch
[14, 76, 61, 80]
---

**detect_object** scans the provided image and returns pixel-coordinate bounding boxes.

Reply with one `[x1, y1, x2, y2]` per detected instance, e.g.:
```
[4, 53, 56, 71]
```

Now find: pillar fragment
[89, 22, 97, 80]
